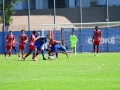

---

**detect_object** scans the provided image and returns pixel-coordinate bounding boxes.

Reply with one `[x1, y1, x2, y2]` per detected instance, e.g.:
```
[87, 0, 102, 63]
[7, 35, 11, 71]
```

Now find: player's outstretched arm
[35, 36, 41, 41]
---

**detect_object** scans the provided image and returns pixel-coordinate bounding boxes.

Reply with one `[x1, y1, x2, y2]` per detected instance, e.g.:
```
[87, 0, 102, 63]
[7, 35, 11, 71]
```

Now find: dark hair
[33, 31, 36, 34]
[21, 29, 25, 32]
[95, 26, 99, 29]
[46, 35, 50, 37]
[9, 30, 12, 33]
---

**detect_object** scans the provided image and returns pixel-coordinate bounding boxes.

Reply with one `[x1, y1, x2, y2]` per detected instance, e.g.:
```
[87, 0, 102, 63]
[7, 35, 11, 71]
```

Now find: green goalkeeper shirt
[70, 35, 77, 44]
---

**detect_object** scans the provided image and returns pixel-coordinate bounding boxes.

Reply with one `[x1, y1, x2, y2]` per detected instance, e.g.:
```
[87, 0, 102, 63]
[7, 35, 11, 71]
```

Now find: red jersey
[5, 35, 15, 46]
[13, 40, 15, 46]
[18, 34, 28, 46]
[49, 40, 59, 46]
[29, 34, 36, 45]
[93, 30, 101, 42]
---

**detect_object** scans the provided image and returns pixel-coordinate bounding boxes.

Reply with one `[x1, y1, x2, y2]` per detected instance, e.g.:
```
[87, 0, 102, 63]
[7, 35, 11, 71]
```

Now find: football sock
[9, 52, 12, 57]
[18, 53, 20, 58]
[41, 50, 45, 58]
[34, 52, 36, 58]
[25, 52, 31, 58]
[55, 52, 58, 58]
[97, 47, 99, 53]
[4, 52, 7, 57]
[93, 46, 96, 53]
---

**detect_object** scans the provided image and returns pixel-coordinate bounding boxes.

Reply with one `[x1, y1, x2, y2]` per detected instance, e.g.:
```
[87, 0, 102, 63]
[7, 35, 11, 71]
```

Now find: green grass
[0, 53, 120, 90]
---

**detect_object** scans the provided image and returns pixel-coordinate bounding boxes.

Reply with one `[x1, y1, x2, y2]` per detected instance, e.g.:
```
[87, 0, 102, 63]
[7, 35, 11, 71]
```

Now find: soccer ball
[48, 56, 53, 59]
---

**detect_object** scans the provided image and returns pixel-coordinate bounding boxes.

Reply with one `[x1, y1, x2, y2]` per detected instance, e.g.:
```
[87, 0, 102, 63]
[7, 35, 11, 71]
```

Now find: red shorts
[29, 44, 35, 51]
[93, 41, 100, 46]
[19, 45, 25, 50]
[6, 45, 12, 50]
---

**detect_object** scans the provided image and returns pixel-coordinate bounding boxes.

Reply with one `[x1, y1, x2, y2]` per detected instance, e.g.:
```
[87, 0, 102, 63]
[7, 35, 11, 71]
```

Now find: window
[48, 0, 68, 8]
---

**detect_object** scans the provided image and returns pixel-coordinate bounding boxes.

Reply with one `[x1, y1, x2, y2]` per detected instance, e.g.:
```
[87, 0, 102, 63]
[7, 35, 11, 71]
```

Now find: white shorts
[41, 43, 48, 50]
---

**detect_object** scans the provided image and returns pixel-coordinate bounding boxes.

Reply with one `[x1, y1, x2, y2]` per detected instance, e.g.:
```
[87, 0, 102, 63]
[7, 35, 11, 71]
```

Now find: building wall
[13, 1, 23, 10]
[23, 7, 119, 23]
[12, 0, 120, 10]
[97, 0, 120, 6]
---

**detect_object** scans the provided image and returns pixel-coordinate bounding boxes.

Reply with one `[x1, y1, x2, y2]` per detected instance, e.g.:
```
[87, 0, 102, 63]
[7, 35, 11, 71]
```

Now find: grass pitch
[0, 53, 120, 90]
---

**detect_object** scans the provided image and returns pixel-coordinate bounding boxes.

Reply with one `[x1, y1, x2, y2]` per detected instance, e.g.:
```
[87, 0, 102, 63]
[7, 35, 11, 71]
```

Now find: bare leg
[18, 49, 21, 59]
[21, 50, 24, 59]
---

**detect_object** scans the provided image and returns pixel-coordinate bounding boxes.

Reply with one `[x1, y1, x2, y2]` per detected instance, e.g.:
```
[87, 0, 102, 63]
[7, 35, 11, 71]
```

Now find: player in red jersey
[48, 38, 61, 60]
[4, 31, 15, 58]
[23, 31, 40, 61]
[92, 26, 102, 56]
[18, 30, 28, 60]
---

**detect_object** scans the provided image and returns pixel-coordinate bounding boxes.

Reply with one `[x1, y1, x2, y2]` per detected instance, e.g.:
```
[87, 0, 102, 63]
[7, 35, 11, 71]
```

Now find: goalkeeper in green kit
[70, 32, 78, 54]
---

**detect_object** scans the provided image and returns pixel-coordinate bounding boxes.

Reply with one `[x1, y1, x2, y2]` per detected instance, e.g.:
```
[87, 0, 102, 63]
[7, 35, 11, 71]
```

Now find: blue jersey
[51, 44, 66, 52]
[39, 37, 47, 45]
[34, 36, 47, 50]
[34, 35, 41, 47]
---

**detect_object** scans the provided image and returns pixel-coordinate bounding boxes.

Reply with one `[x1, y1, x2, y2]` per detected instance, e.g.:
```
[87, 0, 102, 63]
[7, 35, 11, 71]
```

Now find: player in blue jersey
[34, 33, 49, 60]
[48, 38, 61, 60]
[48, 43, 68, 59]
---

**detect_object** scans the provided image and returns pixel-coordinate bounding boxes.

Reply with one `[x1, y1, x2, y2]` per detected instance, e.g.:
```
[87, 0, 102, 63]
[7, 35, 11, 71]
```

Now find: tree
[0, 0, 25, 26]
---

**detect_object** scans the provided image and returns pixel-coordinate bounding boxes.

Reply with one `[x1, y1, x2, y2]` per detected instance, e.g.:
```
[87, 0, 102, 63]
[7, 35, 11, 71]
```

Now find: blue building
[13, 0, 120, 10]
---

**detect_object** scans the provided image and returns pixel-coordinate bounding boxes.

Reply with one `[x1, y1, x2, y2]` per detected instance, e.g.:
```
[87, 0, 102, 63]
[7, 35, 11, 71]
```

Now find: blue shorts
[58, 46, 66, 52]
[51, 44, 66, 52]
[51, 44, 60, 52]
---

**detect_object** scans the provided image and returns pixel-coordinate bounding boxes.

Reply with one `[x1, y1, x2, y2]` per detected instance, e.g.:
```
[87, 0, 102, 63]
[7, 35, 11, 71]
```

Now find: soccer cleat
[8, 57, 10, 59]
[18, 58, 20, 60]
[48, 56, 52, 61]
[33, 58, 37, 61]
[48, 56, 50, 59]
[96, 54, 98, 56]
[43, 58, 47, 60]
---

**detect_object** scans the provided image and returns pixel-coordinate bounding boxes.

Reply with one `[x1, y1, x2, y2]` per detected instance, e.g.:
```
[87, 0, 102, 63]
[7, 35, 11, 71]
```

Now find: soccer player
[92, 26, 102, 56]
[58, 45, 68, 58]
[34, 34, 49, 60]
[70, 32, 78, 54]
[23, 31, 40, 61]
[4, 31, 15, 58]
[48, 38, 61, 60]
[49, 44, 68, 59]
[18, 30, 28, 59]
